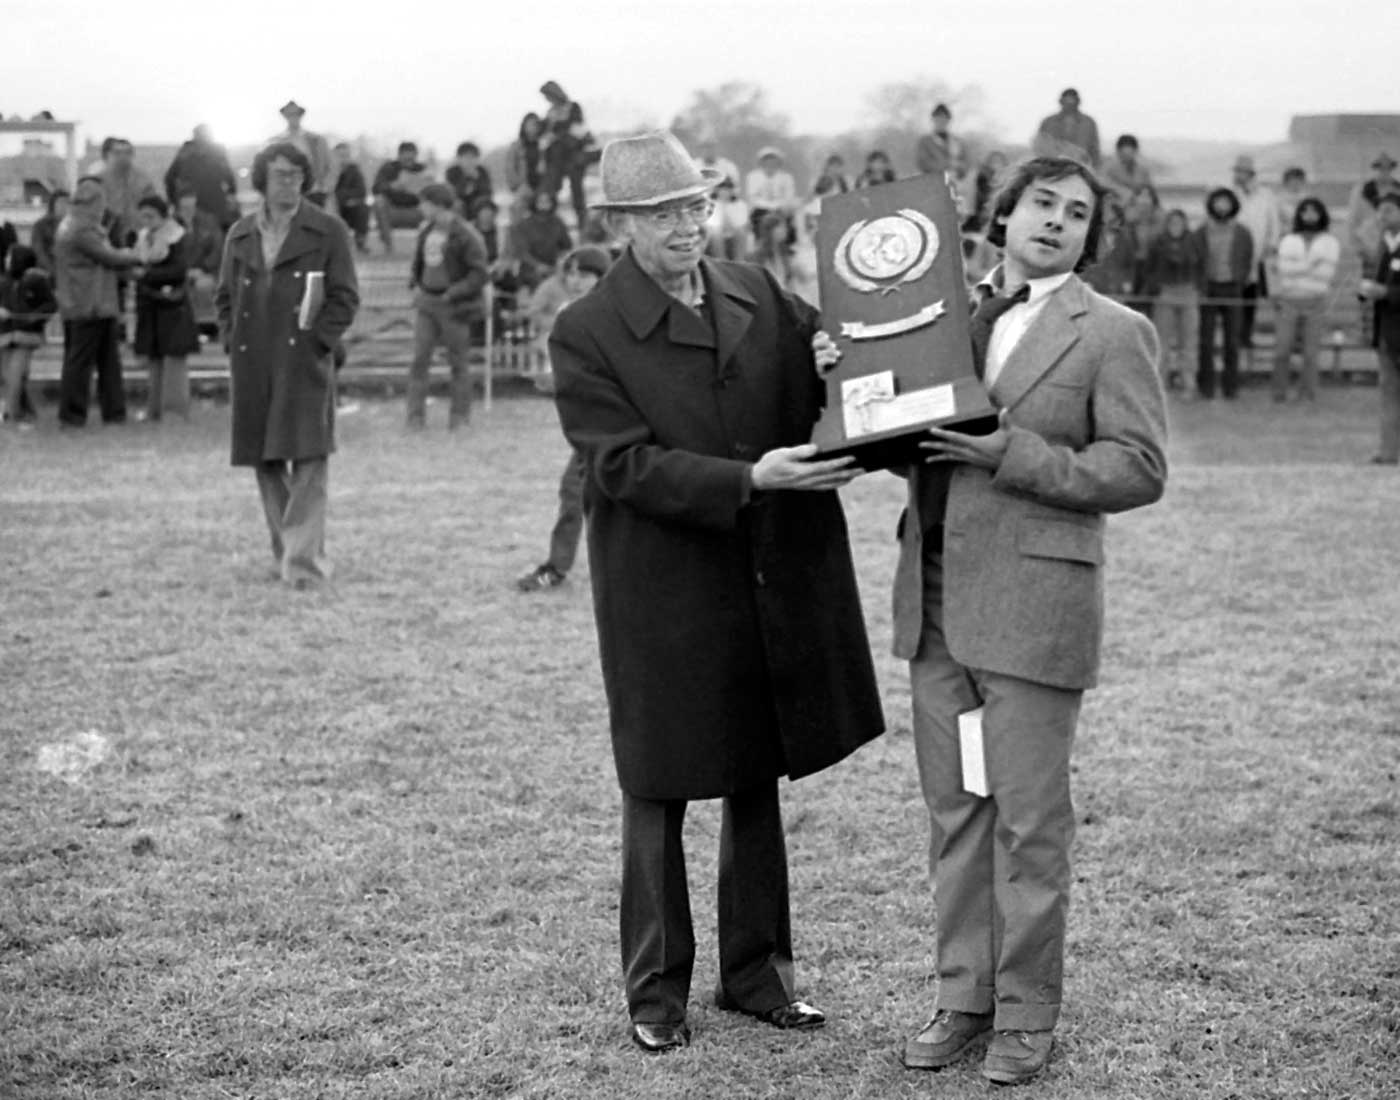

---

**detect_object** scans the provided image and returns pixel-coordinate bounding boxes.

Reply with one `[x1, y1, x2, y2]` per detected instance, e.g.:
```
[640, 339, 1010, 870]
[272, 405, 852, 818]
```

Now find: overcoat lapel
[227, 221, 265, 273]
[991, 276, 1088, 410]
[273, 207, 328, 269]
[703, 260, 757, 374]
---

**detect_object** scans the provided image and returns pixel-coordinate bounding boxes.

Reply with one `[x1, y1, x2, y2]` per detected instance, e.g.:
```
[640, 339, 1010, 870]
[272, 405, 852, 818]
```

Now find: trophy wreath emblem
[833, 208, 939, 295]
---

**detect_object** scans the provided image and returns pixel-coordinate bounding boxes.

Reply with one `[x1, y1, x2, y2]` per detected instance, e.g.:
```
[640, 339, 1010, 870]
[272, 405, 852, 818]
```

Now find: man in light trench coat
[216, 142, 359, 588]
[549, 131, 885, 1053]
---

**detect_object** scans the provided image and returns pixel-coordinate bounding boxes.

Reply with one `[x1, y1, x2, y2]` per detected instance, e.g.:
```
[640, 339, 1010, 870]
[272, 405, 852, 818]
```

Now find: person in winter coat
[0, 245, 57, 425]
[1271, 198, 1340, 401]
[330, 143, 370, 253]
[164, 124, 239, 230]
[53, 176, 141, 426]
[549, 130, 883, 1056]
[504, 113, 545, 216]
[508, 189, 573, 288]
[29, 190, 68, 273]
[132, 195, 200, 420]
[1142, 208, 1206, 392]
[406, 183, 488, 429]
[215, 143, 360, 589]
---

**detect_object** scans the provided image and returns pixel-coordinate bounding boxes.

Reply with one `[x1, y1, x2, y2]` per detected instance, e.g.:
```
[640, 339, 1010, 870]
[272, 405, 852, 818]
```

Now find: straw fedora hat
[593, 131, 722, 209]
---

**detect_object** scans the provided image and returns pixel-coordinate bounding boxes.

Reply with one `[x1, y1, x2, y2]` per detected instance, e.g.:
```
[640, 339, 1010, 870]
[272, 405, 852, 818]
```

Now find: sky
[3, 0, 1396, 158]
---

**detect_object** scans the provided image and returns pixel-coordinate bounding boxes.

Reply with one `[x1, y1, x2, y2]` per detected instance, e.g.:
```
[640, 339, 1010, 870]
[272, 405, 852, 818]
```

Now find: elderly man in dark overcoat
[549, 131, 884, 1054]
[216, 142, 359, 589]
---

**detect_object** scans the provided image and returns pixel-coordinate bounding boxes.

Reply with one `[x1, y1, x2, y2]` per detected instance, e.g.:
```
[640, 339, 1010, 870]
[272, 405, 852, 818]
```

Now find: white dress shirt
[980, 270, 1075, 388]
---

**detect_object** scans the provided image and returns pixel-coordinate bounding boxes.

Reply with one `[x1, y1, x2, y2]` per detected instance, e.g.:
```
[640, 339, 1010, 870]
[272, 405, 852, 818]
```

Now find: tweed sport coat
[891, 276, 1168, 691]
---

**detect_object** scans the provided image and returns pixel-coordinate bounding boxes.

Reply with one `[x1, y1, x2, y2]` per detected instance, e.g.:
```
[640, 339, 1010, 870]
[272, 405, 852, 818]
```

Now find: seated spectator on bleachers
[0, 245, 57, 426]
[98, 137, 158, 247]
[915, 103, 968, 182]
[745, 146, 797, 237]
[372, 141, 433, 253]
[505, 113, 545, 216]
[1142, 208, 1206, 394]
[811, 153, 851, 200]
[472, 198, 503, 264]
[1032, 87, 1101, 167]
[695, 139, 740, 197]
[1194, 187, 1254, 400]
[509, 189, 573, 288]
[705, 177, 749, 261]
[30, 190, 69, 273]
[164, 124, 239, 231]
[963, 150, 1008, 233]
[1271, 198, 1339, 403]
[268, 101, 334, 205]
[467, 198, 520, 343]
[1347, 151, 1400, 273]
[331, 143, 369, 253]
[749, 210, 796, 293]
[446, 142, 493, 217]
[1276, 166, 1311, 236]
[1102, 134, 1153, 212]
[1082, 198, 1139, 300]
[855, 150, 896, 189]
[175, 189, 223, 337]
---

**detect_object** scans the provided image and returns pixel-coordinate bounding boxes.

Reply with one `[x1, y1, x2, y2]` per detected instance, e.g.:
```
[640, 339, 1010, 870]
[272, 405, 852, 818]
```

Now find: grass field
[2, 384, 1398, 1099]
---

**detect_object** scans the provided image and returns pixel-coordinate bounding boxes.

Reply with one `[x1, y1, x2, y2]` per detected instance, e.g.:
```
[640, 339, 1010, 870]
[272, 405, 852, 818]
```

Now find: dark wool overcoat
[549, 251, 884, 801]
[216, 201, 359, 466]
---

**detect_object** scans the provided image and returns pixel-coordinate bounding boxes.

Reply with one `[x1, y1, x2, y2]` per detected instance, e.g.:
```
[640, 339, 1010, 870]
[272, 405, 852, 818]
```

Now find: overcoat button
[755, 570, 766, 586]
[288, 338, 296, 346]
[238, 345, 246, 352]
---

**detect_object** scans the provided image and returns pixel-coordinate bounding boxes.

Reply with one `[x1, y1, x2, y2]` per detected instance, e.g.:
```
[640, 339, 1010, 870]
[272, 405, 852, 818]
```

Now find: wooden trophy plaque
[810, 174, 995, 470]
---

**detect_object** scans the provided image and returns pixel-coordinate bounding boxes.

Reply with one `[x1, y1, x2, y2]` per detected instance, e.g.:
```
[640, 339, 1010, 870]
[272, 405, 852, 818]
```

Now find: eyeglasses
[270, 169, 305, 184]
[644, 199, 714, 230]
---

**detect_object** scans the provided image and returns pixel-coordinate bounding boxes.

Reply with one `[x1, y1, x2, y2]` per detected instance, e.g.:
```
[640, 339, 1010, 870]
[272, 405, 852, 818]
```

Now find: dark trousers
[546, 451, 586, 575]
[1240, 264, 1268, 348]
[1198, 282, 1243, 398]
[621, 783, 795, 1025]
[59, 318, 126, 425]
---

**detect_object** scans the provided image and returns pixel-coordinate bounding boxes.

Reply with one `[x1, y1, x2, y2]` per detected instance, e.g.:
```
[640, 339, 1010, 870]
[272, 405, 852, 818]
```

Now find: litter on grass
[36, 731, 112, 785]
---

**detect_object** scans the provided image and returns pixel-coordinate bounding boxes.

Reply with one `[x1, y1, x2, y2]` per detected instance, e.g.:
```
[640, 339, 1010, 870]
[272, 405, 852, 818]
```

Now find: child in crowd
[1143, 208, 1206, 393]
[855, 150, 896, 188]
[0, 245, 57, 426]
[516, 246, 612, 593]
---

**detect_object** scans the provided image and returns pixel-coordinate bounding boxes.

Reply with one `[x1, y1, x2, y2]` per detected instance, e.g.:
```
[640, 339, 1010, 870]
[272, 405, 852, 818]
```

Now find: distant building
[1289, 114, 1400, 181]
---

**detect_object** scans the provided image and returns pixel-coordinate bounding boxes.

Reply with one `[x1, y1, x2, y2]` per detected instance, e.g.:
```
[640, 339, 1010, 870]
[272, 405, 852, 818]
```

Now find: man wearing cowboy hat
[269, 101, 334, 207]
[549, 130, 884, 1054]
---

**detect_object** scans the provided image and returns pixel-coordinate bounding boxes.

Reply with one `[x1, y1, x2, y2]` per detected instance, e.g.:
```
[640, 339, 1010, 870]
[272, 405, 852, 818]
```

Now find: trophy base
[812, 377, 999, 471]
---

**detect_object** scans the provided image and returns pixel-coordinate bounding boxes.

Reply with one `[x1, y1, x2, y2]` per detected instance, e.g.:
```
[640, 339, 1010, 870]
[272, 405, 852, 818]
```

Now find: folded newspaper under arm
[298, 271, 325, 331]
[958, 706, 989, 798]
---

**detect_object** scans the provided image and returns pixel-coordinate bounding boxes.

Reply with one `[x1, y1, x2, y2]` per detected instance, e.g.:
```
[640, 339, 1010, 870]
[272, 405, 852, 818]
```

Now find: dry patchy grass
[1, 384, 1398, 1099]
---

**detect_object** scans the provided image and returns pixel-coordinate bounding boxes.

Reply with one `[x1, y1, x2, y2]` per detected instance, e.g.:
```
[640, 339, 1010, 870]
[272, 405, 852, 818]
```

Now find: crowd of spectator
[1, 83, 1398, 438]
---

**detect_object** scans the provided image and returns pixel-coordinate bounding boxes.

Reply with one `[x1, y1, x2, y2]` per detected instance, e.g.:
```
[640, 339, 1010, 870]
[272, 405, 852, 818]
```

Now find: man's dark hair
[47, 188, 70, 214]
[251, 142, 314, 195]
[1204, 186, 1241, 221]
[137, 194, 169, 218]
[1292, 197, 1330, 233]
[1282, 166, 1307, 184]
[1116, 134, 1139, 151]
[100, 136, 130, 158]
[456, 141, 480, 158]
[1375, 190, 1400, 209]
[985, 156, 1110, 273]
[397, 141, 418, 156]
[1060, 87, 1079, 101]
[932, 103, 951, 119]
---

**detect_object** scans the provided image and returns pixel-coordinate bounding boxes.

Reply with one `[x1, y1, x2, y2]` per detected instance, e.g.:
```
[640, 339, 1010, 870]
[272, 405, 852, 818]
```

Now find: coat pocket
[1016, 517, 1103, 565]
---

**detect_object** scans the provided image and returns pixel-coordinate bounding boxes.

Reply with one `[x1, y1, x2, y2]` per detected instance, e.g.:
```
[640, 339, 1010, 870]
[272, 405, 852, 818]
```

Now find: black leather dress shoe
[631, 1021, 690, 1053]
[714, 991, 826, 1031]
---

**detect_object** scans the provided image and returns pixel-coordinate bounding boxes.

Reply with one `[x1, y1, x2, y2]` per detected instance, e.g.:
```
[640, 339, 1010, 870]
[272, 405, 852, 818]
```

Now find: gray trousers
[1271, 298, 1326, 399]
[620, 783, 795, 1025]
[910, 551, 1082, 1032]
[408, 294, 473, 427]
[255, 457, 330, 585]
